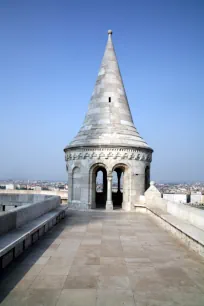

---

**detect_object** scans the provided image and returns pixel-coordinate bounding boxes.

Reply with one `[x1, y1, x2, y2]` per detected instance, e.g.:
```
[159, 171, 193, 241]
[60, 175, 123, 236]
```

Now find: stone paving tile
[72, 254, 100, 265]
[0, 291, 28, 306]
[76, 246, 101, 258]
[26, 289, 61, 306]
[84, 233, 102, 239]
[100, 263, 128, 276]
[31, 275, 67, 289]
[68, 265, 100, 276]
[100, 242, 123, 257]
[96, 289, 135, 306]
[1, 211, 204, 305]
[102, 235, 120, 241]
[98, 275, 130, 290]
[129, 273, 165, 293]
[39, 263, 71, 275]
[46, 256, 75, 266]
[49, 249, 77, 259]
[81, 238, 101, 245]
[56, 289, 96, 306]
[100, 256, 125, 265]
[170, 290, 204, 306]
[126, 263, 155, 277]
[133, 290, 176, 306]
[156, 266, 198, 288]
[64, 275, 98, 289]
[122, 246, 148, 258]
[125, 257, 151, 264]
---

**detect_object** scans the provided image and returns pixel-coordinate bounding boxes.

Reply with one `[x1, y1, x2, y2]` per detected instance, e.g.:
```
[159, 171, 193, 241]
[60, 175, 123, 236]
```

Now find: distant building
[34, 186, 42, 191]
[5, 184, 14, 190]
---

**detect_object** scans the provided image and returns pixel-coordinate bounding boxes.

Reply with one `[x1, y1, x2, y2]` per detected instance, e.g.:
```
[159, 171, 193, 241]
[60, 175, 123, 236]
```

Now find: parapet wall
[163, 193, 204, 204]
[145, 183, 204, 231]
[166, 200, 204, 230]
[0, 193, 49, 206]
[163, 194, 188, 204]
[0, 195, 60, 235]
[0, 189, 68, 202]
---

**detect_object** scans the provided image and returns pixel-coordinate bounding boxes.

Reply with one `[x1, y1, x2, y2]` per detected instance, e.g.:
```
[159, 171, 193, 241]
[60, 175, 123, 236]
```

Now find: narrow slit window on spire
[109, 97, 111, 103]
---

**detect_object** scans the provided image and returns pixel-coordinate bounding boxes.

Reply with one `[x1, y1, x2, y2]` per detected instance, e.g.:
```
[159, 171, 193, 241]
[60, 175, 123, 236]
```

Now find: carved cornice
[65, 147, 152, 162]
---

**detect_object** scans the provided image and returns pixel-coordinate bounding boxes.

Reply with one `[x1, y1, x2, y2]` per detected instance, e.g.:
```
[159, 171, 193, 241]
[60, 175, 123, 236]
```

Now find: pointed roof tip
[108, 29, 113, 35]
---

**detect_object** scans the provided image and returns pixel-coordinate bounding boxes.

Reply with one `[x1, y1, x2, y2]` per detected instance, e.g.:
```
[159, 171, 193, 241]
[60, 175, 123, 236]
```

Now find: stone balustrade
[143, 182, 204, 257]
[0, 194, 60, 235]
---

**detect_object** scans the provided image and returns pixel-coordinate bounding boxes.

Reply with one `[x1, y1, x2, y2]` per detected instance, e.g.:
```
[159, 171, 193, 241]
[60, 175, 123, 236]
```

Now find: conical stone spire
[66, 30, 152, 150]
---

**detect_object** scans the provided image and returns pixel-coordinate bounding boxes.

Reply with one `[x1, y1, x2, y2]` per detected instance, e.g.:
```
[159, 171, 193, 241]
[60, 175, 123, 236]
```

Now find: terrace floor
[0, 211, 204, 305]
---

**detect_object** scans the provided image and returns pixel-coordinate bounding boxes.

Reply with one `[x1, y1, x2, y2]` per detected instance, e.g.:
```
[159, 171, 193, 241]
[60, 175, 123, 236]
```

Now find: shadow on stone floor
[0, 210, 136, 304]
[0, 210, 106, 303]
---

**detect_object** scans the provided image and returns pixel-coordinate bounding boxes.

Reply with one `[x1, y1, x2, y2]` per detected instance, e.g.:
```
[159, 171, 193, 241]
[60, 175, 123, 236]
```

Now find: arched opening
[90, 164, 107, 209]
[145, 166, 150, 191]
[112, 167, 124, 209]
[95, 167, 107, 208]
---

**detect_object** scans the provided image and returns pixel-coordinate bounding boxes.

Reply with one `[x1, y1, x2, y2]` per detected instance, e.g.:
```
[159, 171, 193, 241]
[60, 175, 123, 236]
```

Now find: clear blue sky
[0, 0, 203, 182]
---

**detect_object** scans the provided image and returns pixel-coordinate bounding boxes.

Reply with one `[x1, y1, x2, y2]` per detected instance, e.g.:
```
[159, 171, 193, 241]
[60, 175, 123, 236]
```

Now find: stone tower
[64, 30, 153, 211]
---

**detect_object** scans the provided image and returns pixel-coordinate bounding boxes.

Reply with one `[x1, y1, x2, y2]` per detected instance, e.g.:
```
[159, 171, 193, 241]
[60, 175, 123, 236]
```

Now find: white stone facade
[65, 146, 152, 210]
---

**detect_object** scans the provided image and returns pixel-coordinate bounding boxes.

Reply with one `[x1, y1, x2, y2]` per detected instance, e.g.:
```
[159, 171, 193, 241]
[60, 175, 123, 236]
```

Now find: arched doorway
[112, 166, 124, 209]
[145, 166, 150, 191]
[90, 164, 107, 209]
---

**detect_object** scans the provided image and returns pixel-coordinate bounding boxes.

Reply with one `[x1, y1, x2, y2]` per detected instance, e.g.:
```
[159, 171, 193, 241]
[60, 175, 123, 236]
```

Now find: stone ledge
[0, 195, 61, 235]
[0, 205, 68, 270]
[145, 206, 204, 257]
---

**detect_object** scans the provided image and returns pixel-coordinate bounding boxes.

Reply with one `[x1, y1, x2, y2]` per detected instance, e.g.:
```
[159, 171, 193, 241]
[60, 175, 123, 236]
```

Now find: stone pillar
[106, 175, 113, 210]
[91, 171, 96, 209]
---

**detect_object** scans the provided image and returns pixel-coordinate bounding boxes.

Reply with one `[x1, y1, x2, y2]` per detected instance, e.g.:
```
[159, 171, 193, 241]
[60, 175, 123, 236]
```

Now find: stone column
[91, 172, 96, 209]
[106, 175, 113, 210]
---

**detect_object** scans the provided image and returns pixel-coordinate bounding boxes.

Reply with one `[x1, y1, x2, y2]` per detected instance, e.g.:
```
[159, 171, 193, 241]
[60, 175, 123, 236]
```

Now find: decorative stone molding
[65, 147, 152, 162]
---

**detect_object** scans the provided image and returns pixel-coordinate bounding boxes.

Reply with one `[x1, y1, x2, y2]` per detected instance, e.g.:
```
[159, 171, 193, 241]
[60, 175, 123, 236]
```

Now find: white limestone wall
[166, 201, 204, 230]
[145, 183, 204, 231]
[66, 147, 151, 211]
[0, 195, 61, 235]
[16, 196, 60, 228]
[191, 194, 202, 204]
[0, 193, 49, 205]
[139, 195, 145, 205]
[163, 193, 204, 205]
[163, 194, 187, 203]
[0, 189, 68, 200]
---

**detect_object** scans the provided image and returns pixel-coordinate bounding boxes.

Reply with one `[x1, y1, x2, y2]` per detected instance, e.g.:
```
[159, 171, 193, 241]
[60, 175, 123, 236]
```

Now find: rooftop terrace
[0, 210, 204, 305]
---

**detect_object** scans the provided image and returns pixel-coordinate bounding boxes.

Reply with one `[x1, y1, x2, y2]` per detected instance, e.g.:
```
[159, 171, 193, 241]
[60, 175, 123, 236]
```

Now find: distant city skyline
[1, 178, 204, 185]
[0, 1, 203, 182]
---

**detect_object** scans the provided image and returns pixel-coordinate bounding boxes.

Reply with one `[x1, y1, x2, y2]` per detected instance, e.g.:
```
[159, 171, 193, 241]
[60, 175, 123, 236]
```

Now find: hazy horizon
[1, 177, 204, 185]
[0, 0, 203, 182]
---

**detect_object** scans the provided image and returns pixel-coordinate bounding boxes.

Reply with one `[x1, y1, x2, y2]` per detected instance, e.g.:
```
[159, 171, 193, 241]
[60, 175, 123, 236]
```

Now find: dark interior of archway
[112, 168, 123, 209]
[145, 166, 150, 191]
[95, 167, 107, 208]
